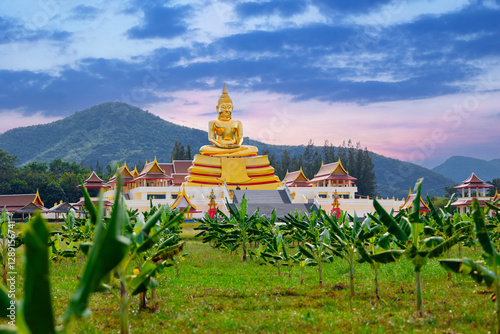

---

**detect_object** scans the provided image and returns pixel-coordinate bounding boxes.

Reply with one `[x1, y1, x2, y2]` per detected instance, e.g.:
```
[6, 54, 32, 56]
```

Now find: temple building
[78, 171, 110, 190]
[397, 188, 430, 214]
[76, 85, 404, 218]
[0, 190, 48, 219]
[283, 160, 401, 217]
[283, 168, 309, 187]
[451, 173, 493, 214]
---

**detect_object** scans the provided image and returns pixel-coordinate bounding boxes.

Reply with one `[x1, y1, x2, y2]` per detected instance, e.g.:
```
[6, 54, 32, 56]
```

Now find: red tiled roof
[79, 171, 110, 188]
[399, 193, 430, 212]
[134, 160, 172, 182]
[173, 160, 193, 174]
[159, 163, 174, 176]
[0, 194, 38, 212]
[308, 173, 357, 184]
[455, 172, 493, 189]
[172, 174, 188, 185]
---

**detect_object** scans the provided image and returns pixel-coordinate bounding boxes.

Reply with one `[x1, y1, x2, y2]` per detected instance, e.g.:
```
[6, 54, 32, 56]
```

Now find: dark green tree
[337, 141, 347, 166]
[487, 178, 500, 197]
[357, 148, 376, 197]
[0, 149, 18, 193]
[171, 141, 186, 161]
[322, 139, 336, 164]
[444, 184, 460, 198]
[95, 160, 103, 175]
[23, 162, 48, 173]
[278, 149, 291, 179]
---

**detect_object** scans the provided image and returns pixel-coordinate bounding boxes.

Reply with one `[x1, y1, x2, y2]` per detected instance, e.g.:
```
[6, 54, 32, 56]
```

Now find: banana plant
[118, 205, 186, 332]
[283, 209, 334, 286]
[194, 213, 230, 249]
[290, 252, 308, 284]
[373, 178, 471, 317]
[322, 210, 382, 296]
[216, 196, 260, 261]
[355, 218, 404, 300]
[425, 194, 473, 278]
[77, 176, 187, 332]
[280, 210, 308, 246]
[260, 224, 288, 276]
[158, 232, 187, 278]
[0, 176, 132, 334]
[440, 199, 500, 333]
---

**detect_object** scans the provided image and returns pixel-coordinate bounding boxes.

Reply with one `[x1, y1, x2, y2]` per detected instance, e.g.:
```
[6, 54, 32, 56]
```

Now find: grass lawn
[1, 223, 495, 333]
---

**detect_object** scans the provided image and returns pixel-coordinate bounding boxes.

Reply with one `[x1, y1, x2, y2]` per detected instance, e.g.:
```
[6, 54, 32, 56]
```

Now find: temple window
[147, 194, 166, 200]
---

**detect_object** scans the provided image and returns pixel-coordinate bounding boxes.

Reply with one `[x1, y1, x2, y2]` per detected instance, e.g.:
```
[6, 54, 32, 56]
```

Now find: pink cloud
[0, 110, 62, 134]
[146, 88, 500, 167]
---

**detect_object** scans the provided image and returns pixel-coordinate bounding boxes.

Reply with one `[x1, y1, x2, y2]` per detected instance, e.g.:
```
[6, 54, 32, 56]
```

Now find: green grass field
[1, 223, 495, 333]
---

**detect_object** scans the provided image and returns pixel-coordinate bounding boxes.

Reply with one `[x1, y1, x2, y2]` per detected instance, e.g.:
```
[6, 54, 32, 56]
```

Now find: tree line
[268, 139, 377, 197]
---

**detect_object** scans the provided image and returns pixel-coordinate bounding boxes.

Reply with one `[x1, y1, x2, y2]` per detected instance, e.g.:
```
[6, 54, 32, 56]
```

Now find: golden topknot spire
[217, 83, 233, 107]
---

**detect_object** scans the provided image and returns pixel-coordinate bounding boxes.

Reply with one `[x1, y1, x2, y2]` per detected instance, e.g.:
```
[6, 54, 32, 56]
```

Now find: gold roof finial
[217, 83, 233, 107]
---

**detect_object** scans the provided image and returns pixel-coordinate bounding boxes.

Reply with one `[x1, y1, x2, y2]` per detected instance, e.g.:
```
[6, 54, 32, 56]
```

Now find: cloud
[0, 15, 72, 44]
[235, 0, 308, 18]
[1, 1, 499, 128]
[126, 2, 192, 39]
[311, 0, 393, 14]
[0, 109, 61, 134]
[68, 5, 100, 21]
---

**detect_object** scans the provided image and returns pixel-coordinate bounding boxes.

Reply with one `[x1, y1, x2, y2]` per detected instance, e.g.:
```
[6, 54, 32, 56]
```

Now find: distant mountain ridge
[432, 156, 500, 183]
[0, 102, 456, 198]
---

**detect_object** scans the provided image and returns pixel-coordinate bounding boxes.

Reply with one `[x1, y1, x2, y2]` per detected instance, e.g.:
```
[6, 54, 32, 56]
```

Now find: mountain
[0, 102, 454, 198]
[371, 153, 455, 199]
[432, 156, 500, 183]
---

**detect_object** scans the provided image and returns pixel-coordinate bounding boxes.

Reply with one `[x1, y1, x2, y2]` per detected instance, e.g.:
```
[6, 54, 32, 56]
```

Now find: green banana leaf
[472, 199, 497, 257]
[22, 212, 55, 334]
[486, 201, 500, 212]
[130, 262, 158, 295]
[440, 258, 497, 287]
[298, 244, 315, 260]
[0, 283, 14, 318]
[428, 225, 472, 259]
[63, 178, 131, 321]
[371, 249, 405, 264]
[372, 199, 408, 242]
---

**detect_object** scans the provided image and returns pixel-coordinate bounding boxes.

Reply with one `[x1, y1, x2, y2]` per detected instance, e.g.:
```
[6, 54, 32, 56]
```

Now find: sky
[0, 0, 499, 168]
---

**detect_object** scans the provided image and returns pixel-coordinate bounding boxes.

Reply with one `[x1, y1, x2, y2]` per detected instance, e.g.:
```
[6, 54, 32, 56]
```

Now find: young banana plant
[440, 199, 500, 333]
[322, 210, 381, 296]
[355, 218, 404, 300]
[217, 196, 260, 261]
[425, 194, 473, 278]
[373, 178, 471, 318]
[260, 224, 287, 276]
[283, 209, 333, 286]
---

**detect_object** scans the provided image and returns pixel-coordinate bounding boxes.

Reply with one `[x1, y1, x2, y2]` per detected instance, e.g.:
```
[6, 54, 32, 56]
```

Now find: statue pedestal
[185, 154, 282, 190]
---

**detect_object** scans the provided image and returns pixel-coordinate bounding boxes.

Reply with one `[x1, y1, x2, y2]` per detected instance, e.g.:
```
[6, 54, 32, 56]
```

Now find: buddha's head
[216, 83, 233, 121]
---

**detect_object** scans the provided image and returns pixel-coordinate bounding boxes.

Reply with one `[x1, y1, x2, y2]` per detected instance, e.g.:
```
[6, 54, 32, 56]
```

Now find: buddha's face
[217, 103, 233, 121]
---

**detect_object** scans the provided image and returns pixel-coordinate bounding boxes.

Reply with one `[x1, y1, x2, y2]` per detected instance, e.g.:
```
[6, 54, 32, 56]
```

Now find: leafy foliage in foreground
[0, 177, 186, 334]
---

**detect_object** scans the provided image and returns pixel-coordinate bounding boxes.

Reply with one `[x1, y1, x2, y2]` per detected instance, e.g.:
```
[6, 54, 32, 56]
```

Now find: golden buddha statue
[199, 84, 258, 157]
